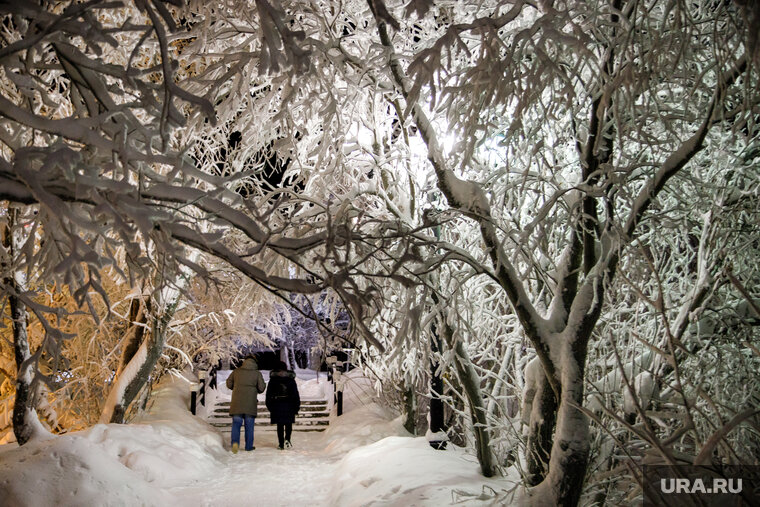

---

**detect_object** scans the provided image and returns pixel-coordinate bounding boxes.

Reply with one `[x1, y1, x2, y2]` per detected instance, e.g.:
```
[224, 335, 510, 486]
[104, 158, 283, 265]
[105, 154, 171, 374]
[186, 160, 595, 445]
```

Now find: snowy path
[169, 430, 338, 506]
[0, 375, 513, 506]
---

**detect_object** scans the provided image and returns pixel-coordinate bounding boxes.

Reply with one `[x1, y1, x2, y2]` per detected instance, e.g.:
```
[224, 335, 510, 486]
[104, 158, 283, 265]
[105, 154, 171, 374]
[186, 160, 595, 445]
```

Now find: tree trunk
[9, 282, 38, 445]
[116, 298, 148, 376]
[288, 343, 297, 371]
[429, 327, 446, 440]
[279, 345, 289, 367]
[402, 384, 416, 434]
[528, 343, 590, 506]
[2, 207, 44, 445]
[100, 256, 193, 423]
[102, 298, 151, 423]
[101, 299, 177, 423]
[428, 290, 496, 473]
[487, 345, 513, 419]
[525, 368, 558, 486]
[101, 325, 159, 424]
[433, 308, 498, 476]
[451, 338, 498, 477]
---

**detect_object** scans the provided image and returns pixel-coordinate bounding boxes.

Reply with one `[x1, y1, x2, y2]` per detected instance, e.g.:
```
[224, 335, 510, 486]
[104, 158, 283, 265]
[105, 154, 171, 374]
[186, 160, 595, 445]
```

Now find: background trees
[1, 1, 758, 505]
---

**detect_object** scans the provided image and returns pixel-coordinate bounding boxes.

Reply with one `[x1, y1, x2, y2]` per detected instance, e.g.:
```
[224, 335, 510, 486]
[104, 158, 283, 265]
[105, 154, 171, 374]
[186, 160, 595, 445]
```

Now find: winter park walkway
[176, 368, 511, 505]
[175, 368, 341, 505]
[0, 368, 510, 506]
[169, 430, 337, 505]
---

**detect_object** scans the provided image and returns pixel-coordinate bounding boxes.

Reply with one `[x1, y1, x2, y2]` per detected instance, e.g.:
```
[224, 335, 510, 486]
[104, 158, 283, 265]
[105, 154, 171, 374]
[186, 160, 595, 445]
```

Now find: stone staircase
[208, 399, 331, 433]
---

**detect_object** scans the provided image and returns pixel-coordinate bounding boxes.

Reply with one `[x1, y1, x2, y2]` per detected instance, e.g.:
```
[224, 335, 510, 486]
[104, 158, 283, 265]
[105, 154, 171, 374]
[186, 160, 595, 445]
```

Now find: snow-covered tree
[1, 3, 757, 506]
[168, 3, 758, 502]
[0, 205, 52, 444]
[357, 0, 758, 503]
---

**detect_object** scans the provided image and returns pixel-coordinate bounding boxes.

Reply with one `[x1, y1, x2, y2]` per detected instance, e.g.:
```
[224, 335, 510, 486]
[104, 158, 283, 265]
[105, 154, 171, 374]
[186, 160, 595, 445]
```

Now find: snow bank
[325, 368, 514, 505]
[0, 377, 225, 506]
[296, 373, 333, 400]
[317, 366, 408, 454]
[329, 436, 512, 506]
[0, 429, 173, 507]
[323, 403, 408, 455]
[339, 368, 377, 413]
[133, 374, 225, 454]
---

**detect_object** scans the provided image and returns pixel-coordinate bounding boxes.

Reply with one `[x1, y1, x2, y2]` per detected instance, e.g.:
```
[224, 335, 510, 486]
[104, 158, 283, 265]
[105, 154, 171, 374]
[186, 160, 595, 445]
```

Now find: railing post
[198, 370, 207, 407]
[190, 382, 199, 415]
[334, 370, 343, 416]
[326, 355, 336, 383]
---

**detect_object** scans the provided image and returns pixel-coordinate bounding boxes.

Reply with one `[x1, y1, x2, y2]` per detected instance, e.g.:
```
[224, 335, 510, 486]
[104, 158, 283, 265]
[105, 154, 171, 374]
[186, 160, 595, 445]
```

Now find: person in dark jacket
[226, 356, 266, 453]
[265, 361, 300, 450]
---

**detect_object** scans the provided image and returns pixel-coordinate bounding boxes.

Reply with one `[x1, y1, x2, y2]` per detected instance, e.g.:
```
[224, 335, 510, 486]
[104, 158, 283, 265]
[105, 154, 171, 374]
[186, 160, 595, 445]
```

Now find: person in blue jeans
[225, 356, 266, 452]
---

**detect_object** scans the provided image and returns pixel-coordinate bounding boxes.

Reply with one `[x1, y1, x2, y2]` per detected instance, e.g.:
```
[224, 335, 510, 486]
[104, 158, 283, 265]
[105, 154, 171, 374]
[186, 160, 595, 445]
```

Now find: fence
[190, 367, 217, 418]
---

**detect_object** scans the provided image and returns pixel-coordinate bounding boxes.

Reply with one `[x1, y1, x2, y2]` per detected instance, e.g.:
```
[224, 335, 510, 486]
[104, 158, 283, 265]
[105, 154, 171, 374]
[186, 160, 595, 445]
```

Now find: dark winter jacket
[226, 358, 266, 416]
[265, 369, 300, 424]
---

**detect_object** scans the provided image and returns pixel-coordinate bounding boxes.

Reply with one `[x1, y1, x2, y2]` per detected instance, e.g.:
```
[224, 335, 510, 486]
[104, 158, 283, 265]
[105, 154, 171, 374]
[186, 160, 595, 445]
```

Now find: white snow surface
[0, 369, 509, 506]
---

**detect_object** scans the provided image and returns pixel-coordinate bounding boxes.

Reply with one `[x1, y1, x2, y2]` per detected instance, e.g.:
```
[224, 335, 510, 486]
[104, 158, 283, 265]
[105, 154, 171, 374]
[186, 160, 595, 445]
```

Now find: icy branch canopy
[0, 1, 338, 299]
[0, 0, 756, 355]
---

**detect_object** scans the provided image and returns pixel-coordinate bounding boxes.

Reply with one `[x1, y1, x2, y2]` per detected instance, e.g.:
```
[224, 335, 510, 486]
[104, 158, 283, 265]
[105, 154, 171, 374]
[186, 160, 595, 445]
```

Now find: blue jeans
[231, 414, 255, 451]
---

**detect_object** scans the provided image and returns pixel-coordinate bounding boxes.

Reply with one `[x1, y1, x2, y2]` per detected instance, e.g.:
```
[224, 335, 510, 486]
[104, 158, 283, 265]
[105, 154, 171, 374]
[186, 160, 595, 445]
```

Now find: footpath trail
[169, 430, 338, 506]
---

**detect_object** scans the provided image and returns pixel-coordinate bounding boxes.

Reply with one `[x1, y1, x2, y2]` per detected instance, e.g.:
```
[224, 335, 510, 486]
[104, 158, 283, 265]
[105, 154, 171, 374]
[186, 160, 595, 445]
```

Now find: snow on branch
[367, 0, 549, 344]
[255, 0, 309, 74]
[622, 56, 748, 242]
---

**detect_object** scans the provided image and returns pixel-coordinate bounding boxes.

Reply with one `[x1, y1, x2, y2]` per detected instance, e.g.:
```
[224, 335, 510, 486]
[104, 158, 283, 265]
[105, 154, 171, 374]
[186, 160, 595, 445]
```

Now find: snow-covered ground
[0, 369, 516, 506]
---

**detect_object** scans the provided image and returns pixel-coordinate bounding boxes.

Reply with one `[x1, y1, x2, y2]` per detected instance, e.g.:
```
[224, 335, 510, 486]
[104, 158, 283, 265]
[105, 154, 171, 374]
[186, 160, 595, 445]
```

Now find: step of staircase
[215, 426, 328, 433]
[215, 400, 328, 407]
[209, 415, 330, 424]
[207, 399, 331, 432]
[210, 409, 328, 419]
[210, 420, 329, 428]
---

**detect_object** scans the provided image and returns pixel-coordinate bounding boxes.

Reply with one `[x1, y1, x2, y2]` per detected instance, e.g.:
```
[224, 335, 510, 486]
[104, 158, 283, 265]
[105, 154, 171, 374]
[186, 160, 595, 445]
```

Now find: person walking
[225, 355, 266, 453]
[265, 360, 300, 450]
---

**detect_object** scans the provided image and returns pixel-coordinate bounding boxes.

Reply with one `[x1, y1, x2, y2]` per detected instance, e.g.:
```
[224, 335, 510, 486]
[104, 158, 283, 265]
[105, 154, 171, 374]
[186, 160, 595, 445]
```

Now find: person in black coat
[266, 360, 301, 450]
